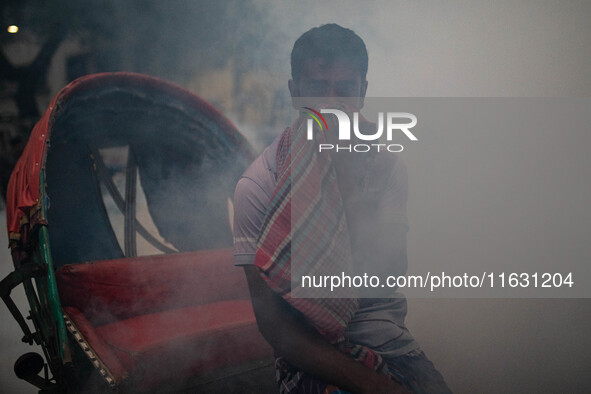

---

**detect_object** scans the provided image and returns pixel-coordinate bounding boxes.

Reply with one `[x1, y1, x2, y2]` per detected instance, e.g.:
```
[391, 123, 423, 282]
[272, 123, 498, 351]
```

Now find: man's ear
[288, 79, 300, 109]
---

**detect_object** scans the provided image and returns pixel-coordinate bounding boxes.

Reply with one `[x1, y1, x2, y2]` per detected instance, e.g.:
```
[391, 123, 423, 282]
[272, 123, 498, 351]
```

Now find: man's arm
[243, 265, 410, 394]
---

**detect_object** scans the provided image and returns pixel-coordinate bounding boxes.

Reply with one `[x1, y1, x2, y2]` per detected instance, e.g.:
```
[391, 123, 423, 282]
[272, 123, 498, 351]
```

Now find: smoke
[250, 2, 591, 393]
[262, 0, 591, 97]
[2, 1, 590, 392]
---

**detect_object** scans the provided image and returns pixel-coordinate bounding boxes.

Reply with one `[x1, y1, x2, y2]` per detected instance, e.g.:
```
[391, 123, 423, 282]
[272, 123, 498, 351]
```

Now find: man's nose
[325, 83, 340, 98]
[323, 86, 342, 106]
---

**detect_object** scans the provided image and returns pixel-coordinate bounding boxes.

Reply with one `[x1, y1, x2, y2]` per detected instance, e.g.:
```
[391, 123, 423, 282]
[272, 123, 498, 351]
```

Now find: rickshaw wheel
[14, 352, 44, 380]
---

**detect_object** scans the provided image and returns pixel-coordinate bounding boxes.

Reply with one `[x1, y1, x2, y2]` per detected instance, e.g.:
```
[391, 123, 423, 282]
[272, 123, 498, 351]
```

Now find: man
[233, 24, 450, 394]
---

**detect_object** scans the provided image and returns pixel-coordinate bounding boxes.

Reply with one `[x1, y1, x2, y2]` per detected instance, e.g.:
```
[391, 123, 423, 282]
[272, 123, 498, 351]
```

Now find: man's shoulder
[237, 134, 281, 199]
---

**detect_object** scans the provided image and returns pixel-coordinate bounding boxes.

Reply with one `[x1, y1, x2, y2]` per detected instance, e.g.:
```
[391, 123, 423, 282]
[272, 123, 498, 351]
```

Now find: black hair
[291, 24, 368, 82]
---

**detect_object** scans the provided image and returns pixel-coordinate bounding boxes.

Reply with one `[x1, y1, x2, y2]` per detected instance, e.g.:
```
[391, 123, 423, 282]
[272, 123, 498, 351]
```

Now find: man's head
[289, 24, 368, 105]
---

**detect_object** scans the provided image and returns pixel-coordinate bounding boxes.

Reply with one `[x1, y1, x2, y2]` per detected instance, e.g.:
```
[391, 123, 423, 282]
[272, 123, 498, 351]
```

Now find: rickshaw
[1, 73, 275, 393]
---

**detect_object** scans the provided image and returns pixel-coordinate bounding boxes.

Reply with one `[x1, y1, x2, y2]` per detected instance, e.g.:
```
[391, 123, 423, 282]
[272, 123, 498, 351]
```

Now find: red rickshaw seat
[55, 248, 273, 390]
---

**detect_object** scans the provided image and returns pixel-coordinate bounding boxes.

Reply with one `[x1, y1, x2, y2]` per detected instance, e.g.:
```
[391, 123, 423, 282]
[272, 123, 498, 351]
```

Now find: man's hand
[243, 265, 410, 393]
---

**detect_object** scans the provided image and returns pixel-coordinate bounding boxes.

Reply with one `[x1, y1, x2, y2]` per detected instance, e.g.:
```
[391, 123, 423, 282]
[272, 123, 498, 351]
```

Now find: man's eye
[306, 83, 328, 96]
[336, 83, 358, 96]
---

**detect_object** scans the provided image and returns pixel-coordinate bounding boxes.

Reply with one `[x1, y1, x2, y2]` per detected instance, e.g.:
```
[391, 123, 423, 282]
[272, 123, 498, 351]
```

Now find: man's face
[289, 57, 368, 110]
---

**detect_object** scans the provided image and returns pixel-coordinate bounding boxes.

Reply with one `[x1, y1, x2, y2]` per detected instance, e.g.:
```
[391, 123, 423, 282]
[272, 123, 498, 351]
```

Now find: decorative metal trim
[63, 313, 117, 388]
